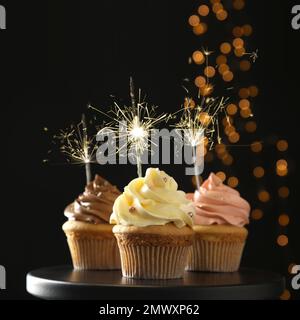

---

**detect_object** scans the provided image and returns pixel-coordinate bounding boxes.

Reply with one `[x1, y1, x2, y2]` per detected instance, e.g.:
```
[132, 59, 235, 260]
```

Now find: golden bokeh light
[227, 104, 238, 115]
[239, 99, 250, 110]
[276, 159, 288, 171]
[216, 171, 226, 182]
[192, 51, 205, 64]
[204, 66, 216, 78]
[243, 24, 253, 36]
[220, 42, 232, 54]
[216, 54, 227, 65]
[222, 154, 234, 166]
[239, 88, 250, 99]
[277, 235, 288, 247]
[215, 143, 226, 154]
[278, 186, 290, 198]
[251, 141, 263, 153]
[240, 60, 251, 71]
[198, 5, 210, 17]
[199, 112, 211, 126]
[216, 10, 228, 21]
[228, 176, 239, 188]
[240, 108, 252, 118]
[212, 3, 223, 13]
[233, 0, 245, 11]
[218, 63, 230, 74]
[234, 47, 246, 57]
[245, 121, 257, 133]
[193, 23, 208, 35]
[232, 26, 244, 37]
[251, 209, 264, 220]
[228, 132, 240, 143]
[249, 85, 259, 97]
[188, 15, 200, 27]
[233, 37, 244, 48]
[225, 125, 235, 136]
[200, 84, 214, 96]
[253, 166, 265, 178]
[258, 190, 270, 202]
[222, 70, 234, 82]
[195, 76, 206, 88]
[278, 214, 290, 227]
[280, 289, 291, 300]
[276, 140, 288, 152]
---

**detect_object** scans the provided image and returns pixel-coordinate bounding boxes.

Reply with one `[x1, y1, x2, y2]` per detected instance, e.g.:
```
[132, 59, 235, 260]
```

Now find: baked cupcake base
[113, 224, 194, 279]
[186, 225, 248, 272]
[63, 221, 121, 270]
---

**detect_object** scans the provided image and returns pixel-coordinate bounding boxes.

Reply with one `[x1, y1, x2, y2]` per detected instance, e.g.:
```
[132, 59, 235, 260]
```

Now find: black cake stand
[26, 266, 285, 300]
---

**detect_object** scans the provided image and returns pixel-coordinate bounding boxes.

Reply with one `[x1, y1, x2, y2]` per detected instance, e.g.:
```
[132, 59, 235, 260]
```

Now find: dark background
[0, 0, 299, 299]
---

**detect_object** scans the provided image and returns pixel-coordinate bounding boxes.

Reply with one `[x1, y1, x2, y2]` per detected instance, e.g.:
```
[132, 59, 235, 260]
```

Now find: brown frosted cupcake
[62, 175, 121, 270]
[110, 168, 195, 279]
[186, 173, 250, 272]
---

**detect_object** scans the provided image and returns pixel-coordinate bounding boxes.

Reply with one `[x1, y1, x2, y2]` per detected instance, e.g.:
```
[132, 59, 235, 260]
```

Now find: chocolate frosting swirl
[64, 175, 121, 224]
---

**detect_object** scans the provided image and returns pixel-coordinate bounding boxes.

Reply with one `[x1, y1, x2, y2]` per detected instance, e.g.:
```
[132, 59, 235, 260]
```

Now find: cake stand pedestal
[26, 266, 284, 300]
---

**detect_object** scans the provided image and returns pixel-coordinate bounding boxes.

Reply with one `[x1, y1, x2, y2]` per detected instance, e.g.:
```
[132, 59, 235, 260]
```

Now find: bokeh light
[276, 140, 288, 152]
[204, 66, 216, 78]
[227, 176, 239, 188]
[198, 5, 210, 17]
[280, 289, 291, 300]
[277, 235, 289, 247]
[251, 141, 263, 153]
[220, 42, 232, 54]
[251, 209, 264, 220]
[253, 166, 265, 178]
[216, 171, 226, 182]
[240, 60, 251, 71]
[188, 15, 200, 27]
[258, 190, 270, 202]
[192, 50, 205, 64]
[278, 186, 290, 199]
[245, 121, 257, 133]
[233, 0, 245, 11]
[278, 214, 290, 227]
[195, 75, 206, 88]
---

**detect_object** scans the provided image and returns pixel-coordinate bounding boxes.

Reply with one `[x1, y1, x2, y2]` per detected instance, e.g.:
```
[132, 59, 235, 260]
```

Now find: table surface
[26, 266, 285, 300]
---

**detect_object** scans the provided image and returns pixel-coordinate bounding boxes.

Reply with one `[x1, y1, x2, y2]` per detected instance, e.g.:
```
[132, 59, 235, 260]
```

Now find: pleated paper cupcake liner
[66, 236, 121, 270]
[186, 239, 246, 272]
[116, 242, 191, 279]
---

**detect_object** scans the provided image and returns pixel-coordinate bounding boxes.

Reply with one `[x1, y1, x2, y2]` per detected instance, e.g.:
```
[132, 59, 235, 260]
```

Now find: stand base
[26, 266, 285, 300]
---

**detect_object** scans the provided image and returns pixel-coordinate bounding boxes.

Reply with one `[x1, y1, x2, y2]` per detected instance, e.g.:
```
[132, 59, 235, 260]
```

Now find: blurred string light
[187, 0, 294, 299]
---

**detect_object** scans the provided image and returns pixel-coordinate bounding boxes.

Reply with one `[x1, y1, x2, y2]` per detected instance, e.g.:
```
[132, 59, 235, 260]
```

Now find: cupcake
[62, 175, 121, 270]
[110, 168, 195, 279]
[186, 173, 250, 272]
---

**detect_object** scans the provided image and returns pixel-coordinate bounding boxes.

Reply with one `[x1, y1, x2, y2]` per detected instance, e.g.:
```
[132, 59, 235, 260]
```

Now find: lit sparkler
[176, 48, 229, 190]
[175, 96, 229, 190]
[53, 114, 97, 183]
[89, 77, 170, 177]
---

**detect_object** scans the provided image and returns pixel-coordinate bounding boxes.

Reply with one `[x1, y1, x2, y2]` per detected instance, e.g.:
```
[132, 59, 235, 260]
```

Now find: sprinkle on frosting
[110, 168, 194, 228]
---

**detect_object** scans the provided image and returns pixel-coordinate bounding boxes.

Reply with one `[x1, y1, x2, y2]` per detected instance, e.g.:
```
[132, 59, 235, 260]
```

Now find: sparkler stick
[82, 113, 92, 184]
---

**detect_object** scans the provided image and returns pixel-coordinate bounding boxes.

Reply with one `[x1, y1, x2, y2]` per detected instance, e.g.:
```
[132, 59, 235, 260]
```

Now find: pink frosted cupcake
[186, 173, 250, 272]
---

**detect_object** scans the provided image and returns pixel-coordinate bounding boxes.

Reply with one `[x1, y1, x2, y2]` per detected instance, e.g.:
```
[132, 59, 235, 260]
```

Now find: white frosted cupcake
[110, 168, 195, 279]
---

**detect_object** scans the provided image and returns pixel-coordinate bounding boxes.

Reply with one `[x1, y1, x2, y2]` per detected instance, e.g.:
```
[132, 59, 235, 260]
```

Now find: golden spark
[89, 78, 171, 177]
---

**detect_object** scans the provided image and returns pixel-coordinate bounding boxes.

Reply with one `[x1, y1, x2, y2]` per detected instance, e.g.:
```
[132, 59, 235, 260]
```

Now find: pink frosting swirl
[187, 173, 250, 227]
